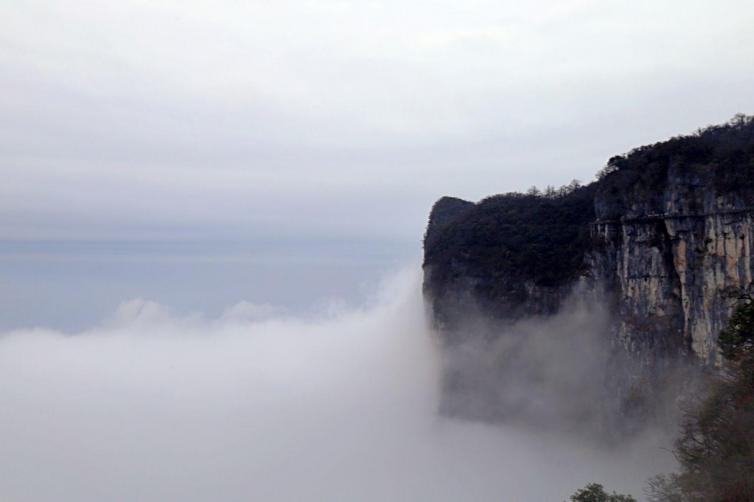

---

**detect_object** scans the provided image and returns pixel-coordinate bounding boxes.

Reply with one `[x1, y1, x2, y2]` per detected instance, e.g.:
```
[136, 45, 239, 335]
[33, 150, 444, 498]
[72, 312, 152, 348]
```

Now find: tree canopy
[569, 483, 636, 502]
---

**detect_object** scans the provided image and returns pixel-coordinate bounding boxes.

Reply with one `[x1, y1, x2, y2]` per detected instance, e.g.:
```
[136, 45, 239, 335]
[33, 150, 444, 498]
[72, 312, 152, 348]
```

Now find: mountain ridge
[422, 115, 754, 425]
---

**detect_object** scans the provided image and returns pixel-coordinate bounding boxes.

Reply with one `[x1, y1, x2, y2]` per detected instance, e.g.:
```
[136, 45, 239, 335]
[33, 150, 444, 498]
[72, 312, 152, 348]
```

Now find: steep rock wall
[592, 171, 754, 365]
[591, 211, 754, 365]
[423, 118, 754, 423]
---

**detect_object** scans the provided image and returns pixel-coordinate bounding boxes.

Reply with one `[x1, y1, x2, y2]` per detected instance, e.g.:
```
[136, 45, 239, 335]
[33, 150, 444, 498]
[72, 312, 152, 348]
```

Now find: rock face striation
[423, 116, 754, 423]
[593, 168, 754, 365]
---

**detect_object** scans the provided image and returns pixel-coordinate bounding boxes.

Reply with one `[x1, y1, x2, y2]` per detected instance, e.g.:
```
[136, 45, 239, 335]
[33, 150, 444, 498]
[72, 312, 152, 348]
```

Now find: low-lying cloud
[439, 296, 617, 429]
[0, 269, 673, 501]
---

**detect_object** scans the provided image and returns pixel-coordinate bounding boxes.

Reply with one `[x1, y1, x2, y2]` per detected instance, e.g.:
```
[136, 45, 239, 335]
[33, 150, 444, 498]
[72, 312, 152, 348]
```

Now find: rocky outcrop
[592, 167, 754, 365]
[423, 185, 597, 336]
[423, 117, 754, 418]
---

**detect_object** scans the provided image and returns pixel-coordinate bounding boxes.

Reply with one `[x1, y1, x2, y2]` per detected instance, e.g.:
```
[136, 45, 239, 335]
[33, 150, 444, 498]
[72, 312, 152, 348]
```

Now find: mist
[439, 295, 616, 429]
[0, 268, 674, 501]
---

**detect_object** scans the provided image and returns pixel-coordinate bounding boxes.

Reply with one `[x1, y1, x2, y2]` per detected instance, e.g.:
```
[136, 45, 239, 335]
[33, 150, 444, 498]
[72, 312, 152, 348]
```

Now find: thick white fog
[0, 269, 674, 501]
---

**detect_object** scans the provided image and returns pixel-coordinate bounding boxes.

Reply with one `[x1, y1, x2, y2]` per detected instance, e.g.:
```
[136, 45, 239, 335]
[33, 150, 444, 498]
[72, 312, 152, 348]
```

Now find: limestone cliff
[592, 168, 754, 365]
[423, 116, 754, 420]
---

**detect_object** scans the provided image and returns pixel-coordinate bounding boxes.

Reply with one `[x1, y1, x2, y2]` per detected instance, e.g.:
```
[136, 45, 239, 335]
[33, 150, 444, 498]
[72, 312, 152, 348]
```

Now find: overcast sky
[3, 0, 754, 241]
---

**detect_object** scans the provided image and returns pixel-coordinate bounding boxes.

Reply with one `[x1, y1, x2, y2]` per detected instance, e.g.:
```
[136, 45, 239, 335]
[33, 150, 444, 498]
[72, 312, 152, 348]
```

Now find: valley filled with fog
[0, 258, 673, 501]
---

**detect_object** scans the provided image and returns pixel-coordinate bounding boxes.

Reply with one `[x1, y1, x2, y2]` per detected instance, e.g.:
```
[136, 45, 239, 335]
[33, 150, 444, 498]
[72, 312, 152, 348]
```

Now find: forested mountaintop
[423, 115, 754, 438]
[424, 114, 754, 303]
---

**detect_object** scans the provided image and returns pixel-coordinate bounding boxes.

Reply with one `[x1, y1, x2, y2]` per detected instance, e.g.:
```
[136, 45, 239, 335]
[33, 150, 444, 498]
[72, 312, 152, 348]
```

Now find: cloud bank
[0, 270, 674, 501]
[3, 1, 754, 241]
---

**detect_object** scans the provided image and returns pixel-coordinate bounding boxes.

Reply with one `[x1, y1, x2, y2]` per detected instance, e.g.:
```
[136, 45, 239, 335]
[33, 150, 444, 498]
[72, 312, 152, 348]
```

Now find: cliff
[423, 115, 754, 425]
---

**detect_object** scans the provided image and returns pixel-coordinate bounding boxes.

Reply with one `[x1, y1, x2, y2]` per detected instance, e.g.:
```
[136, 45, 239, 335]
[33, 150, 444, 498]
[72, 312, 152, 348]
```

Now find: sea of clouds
[0, 269, 673, 501]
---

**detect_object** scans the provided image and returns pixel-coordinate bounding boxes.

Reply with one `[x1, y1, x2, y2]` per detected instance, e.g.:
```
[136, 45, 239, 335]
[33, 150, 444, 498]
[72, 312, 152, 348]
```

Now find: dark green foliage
[424, 115, 754, 323]
[596, 114, 754, 219]
[647, 294, 754, 502]
[423, 183, 596, 304]
[569, 483, 637, 502]
[719, 295, 754, 361]
[423, 196, 474, 243]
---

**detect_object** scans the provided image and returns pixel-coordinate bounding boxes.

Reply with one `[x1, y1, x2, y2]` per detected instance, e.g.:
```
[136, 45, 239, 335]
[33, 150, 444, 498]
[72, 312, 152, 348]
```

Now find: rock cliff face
[592, 170, 754, 365]
[423, 116, 754, 421]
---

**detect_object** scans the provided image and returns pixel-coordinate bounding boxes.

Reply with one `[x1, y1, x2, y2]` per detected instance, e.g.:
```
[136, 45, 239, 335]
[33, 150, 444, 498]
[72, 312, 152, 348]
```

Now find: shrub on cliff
[646, 295, 754, 502]
[569, 483, 636, 502]
[719, 294, 754, 361]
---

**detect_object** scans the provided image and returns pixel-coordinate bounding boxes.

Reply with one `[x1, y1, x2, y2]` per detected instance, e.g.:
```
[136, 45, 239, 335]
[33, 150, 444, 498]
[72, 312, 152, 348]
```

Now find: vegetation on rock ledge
[423, 114, 754, 321]
[645, 294, 754, 502]
[423, 182, 596, 314]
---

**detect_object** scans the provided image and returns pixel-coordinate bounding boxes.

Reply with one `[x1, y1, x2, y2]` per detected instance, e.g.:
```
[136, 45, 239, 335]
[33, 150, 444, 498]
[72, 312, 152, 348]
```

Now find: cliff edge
[423, 115, 754, 425]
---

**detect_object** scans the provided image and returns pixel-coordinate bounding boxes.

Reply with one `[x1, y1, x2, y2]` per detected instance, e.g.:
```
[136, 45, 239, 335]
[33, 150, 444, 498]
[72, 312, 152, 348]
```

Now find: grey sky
[3, 0, 754, 240]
